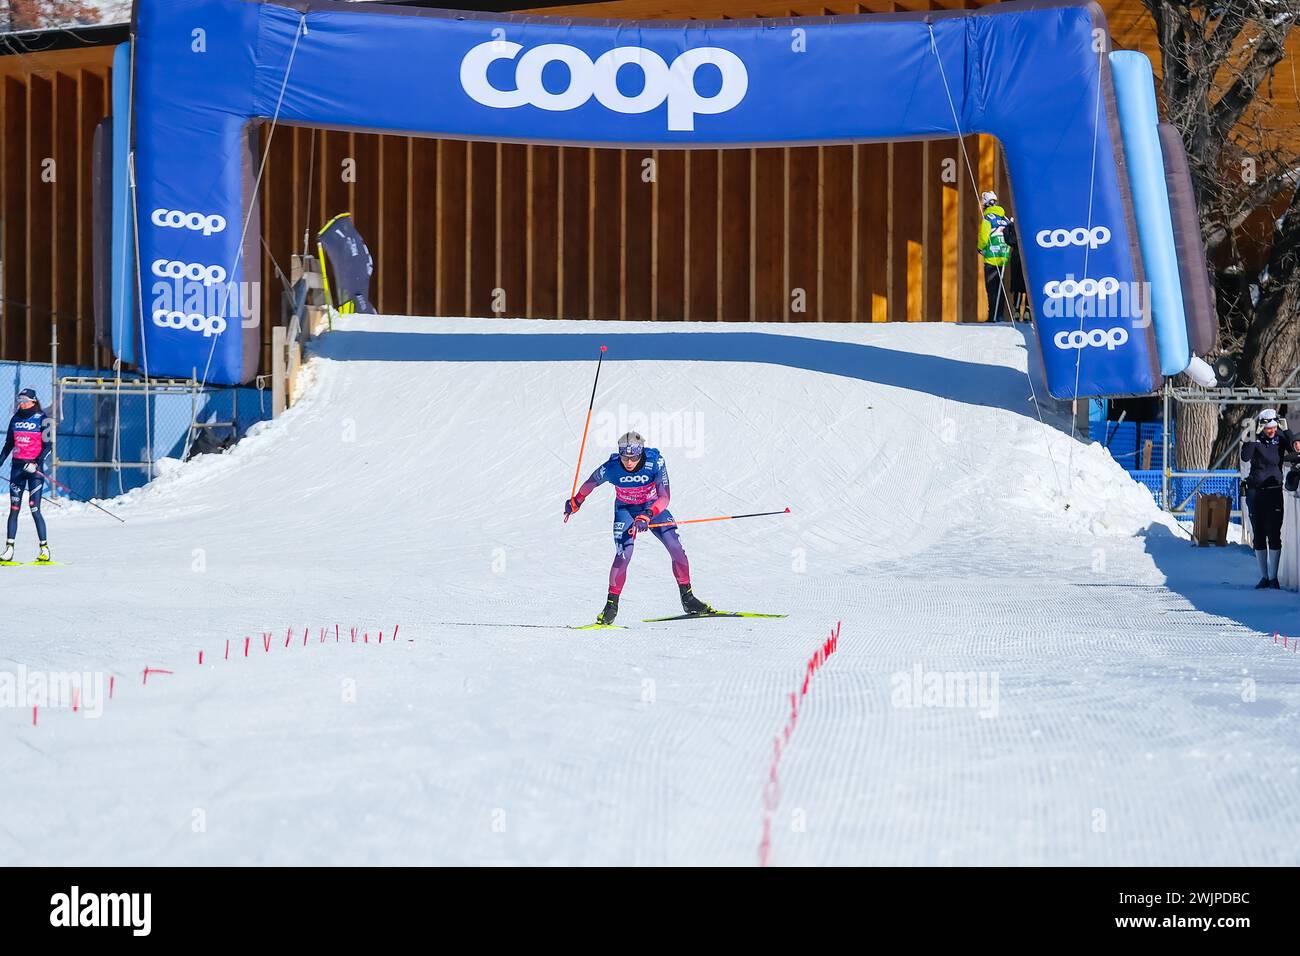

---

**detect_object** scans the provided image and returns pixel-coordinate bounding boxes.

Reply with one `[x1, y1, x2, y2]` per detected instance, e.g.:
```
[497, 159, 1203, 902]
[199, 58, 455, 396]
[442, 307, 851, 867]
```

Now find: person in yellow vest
[978, 191, 1014, 322]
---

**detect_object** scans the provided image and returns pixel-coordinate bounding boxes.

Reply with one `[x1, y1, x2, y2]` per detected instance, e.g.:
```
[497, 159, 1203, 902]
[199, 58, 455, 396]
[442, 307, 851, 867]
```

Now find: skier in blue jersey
[2, 388, 52, 564]
[564, 431, 712, 625]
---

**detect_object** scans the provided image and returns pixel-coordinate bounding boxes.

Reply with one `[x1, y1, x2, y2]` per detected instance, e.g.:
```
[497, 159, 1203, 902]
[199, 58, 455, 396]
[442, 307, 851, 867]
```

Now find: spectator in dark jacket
[1241, 407, 1300, 588]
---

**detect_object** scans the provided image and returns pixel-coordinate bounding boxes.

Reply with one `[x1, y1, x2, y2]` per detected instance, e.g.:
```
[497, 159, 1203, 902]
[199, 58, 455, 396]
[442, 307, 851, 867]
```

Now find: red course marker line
[758, 621, 841, 868]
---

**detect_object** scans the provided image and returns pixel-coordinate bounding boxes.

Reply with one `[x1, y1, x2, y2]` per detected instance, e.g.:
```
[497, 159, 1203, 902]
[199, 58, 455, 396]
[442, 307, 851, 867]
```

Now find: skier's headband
[1259, 417, 1279, 427]
[15, 394, 35, 406]
[619, 441, 644, 458]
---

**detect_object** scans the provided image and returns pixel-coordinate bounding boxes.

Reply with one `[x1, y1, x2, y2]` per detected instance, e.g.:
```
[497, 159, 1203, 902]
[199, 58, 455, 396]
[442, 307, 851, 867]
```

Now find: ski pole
[648, 507, 791, 530]
[565, 344, 607, 523]
[35, 471, 125, 523]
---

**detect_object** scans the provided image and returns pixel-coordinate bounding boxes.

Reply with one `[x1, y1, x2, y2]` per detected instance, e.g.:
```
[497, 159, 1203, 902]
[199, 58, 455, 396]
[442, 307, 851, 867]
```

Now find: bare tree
[4, 0, 102, 32]
[1141, 0, 1299, 468]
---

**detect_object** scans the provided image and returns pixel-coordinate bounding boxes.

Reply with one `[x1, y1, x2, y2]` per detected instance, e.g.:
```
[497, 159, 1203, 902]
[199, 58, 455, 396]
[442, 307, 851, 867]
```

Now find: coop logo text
[153, 310, 227, 338]
[459, 40, 748, 131]
[1053, 327, 1130, 351]
[152, 259, 227, 285]
[1036, 226, 1111, 249]
[151, 208, 227, 236]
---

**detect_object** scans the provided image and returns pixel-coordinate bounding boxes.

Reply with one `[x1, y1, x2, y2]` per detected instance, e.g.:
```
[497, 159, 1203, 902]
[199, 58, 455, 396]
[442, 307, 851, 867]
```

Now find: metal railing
[1160, 381, 1300, 516]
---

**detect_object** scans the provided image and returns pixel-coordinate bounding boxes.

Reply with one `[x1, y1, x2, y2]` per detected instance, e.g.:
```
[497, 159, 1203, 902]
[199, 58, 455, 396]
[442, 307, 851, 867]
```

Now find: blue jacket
[576, 448, 671, 515]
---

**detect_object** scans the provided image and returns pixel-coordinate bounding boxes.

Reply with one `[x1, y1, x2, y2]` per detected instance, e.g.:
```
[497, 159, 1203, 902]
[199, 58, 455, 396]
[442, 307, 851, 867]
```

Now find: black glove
[564, 496, 582, 517]
[630, 514, 651, 537]
[21, 462, 36, 475]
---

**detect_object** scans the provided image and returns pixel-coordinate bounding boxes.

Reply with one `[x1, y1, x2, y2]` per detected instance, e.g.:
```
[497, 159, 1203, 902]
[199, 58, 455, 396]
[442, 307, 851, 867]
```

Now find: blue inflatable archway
[126, 0, 1207, 397]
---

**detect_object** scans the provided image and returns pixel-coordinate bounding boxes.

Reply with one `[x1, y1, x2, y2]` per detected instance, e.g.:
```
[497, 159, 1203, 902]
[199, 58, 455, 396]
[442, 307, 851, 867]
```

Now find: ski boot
[1268, 578, 1281, 590]
[679, 584, 713, 616]
[0, 540, 14, 563]
[36, 541, 50, 564]
[1255, 577, 1273, 590]
[596, 592, 619, 625]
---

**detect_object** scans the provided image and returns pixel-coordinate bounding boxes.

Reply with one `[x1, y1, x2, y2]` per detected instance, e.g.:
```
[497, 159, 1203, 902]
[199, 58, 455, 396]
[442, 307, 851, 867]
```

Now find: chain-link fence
[52, 377, 271, 500]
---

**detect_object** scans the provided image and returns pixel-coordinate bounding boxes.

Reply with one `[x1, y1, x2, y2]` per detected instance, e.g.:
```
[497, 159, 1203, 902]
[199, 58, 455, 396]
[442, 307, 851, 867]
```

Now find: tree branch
[1209, 29, 1292, 143]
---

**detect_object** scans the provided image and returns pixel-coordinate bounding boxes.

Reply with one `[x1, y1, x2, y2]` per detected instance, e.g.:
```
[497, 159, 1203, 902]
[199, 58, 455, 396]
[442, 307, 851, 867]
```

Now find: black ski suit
[1242, 428, 1299, 551]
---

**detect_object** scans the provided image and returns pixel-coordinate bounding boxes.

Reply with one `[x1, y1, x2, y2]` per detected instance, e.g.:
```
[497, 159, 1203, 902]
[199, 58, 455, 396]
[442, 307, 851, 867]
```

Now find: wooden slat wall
[0, 46, 113, 367]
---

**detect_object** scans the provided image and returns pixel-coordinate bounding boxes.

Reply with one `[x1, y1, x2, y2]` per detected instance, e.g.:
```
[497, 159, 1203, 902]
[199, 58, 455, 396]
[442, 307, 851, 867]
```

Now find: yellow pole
[316, 241, 335, 331]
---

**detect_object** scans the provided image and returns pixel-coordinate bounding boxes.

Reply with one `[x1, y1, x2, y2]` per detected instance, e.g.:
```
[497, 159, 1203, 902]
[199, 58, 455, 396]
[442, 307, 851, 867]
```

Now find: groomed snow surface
[4, 316, 1298, 865]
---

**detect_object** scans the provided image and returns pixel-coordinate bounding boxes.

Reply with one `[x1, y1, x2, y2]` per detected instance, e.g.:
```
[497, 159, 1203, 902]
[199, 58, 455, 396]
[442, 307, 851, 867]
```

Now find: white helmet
[1258, 408, 1280, 426]
[618, 431, 645, 458]
[980, 191, 999, 208]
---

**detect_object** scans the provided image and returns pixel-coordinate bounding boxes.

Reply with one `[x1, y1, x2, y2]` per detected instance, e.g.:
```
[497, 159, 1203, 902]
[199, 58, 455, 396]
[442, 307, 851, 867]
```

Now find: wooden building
[1, 1, 1296, 374]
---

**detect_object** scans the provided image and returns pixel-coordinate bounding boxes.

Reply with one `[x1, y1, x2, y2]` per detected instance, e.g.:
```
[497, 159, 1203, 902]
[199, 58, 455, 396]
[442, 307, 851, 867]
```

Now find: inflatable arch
[121, 0, 1216, 397]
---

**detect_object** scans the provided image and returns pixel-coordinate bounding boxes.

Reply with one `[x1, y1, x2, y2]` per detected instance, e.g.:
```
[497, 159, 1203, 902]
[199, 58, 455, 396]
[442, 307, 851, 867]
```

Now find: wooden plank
[76, 70, 100, 366]
[350, 132, 379, 303]
[786, 145, 818, 322]
[590, 148, 621, 320]
[559, 146, 590, 319]
[53, 72, 79, 362]
[922, 140, 944, 321]
[957, 134, 981, 321]
[1, 77, 26, 359]
[719, 148, 750, 322]
[378, 134, 407, 314]
[821, 144, 854, 322]
[859, 143, 888, 322]
[623, 149, 654, 320]
[654, 149, 685, 322]
[466, 140, 496, 316]
[528, 144, 560, 319]
[28, 74, 54, 362]
[686, 149, 719, 322]
[751, 147, 784, 321]
[498, 143, 528, 317]
[436, 139, 467, 317]
[935, 137, 961, 323]
[890, 141, 922, 322]
[410, 136, 437, 316]
[263, 124, 296, 331]
[321, 130, 350, 236]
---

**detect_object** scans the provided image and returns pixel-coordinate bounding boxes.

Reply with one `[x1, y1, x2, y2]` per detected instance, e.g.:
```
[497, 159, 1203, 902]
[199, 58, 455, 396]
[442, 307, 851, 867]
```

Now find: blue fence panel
[1129, 469, 1242, 512]
[1092, 419, 1170, 473]
[0, 360, 270, 501]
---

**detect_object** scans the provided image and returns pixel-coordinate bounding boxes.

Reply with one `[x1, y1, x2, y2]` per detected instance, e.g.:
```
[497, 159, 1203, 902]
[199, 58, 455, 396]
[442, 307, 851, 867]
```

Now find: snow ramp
[5, 317, 1298, 865]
